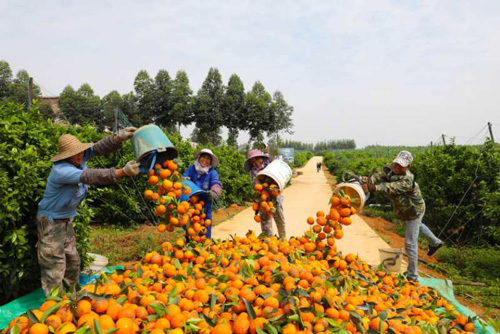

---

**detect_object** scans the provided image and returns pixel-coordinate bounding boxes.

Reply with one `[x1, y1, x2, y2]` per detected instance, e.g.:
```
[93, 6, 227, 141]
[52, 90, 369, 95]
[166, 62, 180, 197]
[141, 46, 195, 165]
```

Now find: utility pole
[487, 122, 495, 142]
[27, 77, 33, 112]
[442, 134, 446, 146]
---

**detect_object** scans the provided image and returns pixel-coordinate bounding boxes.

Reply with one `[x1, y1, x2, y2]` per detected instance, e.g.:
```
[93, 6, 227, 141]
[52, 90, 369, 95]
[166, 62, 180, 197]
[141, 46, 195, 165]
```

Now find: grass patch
[432, 246, 500, 321]
[89, 224, 183, 265]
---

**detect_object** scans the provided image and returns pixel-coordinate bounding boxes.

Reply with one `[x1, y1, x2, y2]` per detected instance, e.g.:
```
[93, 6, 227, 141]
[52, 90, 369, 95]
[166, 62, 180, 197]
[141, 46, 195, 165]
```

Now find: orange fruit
[45, 315, 61, 330]
[98, 314, 116, 331]
[212, 323, 232, 334]
[29, 324, 49, 334]
[55, 323, 76, 334]
[93, 299, 109, 314]
[116, 318, 136, 334]
[76, 299, 92, 317]
[232, 315, 250, 334]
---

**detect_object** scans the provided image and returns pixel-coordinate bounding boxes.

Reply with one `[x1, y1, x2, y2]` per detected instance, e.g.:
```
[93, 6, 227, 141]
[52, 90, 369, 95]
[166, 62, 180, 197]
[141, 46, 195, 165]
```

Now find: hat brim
[392, 158, 410, 168]
[52, 143, 94, 162]
[244, 154, 269, 172]
[195, 151, 219, 168]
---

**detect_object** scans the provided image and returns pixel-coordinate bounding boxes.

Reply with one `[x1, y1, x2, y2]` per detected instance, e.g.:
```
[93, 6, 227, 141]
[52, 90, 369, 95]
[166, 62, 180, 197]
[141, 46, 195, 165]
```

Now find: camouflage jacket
[369, 164, 425, 221]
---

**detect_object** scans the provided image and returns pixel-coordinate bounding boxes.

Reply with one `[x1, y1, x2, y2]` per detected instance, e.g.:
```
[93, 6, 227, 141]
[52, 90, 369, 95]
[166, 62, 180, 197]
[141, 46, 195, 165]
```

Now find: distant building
[39, 96, 60, 115]
[278, 147, 294, 163]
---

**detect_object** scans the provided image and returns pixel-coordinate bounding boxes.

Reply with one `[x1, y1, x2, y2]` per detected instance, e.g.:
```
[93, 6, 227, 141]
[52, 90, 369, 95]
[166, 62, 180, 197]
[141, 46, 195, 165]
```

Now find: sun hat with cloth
[51, 134, 94, 162]
[393, 150, 413, 167]
[194, 148, 219, 168]
[244, 149, 269, 172]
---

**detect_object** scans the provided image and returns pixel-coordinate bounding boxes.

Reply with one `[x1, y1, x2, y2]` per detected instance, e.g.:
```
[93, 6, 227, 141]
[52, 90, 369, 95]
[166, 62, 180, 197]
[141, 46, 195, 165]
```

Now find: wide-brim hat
[194, 148, 219, 168]
[52, 134, 94, 162]
[244, 149, 269, 172]
[393, 150, 413, 167]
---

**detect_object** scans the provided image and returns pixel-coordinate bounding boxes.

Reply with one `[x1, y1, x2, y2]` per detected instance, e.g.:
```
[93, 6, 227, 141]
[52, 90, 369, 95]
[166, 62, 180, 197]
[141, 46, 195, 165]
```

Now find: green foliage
[293, 151, 313, 167]
[322, 143, 500, 246]
[281, 140, 314, 151]
[170, 70, 193, 129]
[314, 139, 356, 151]
[0, 102, 64, 303]
[211, 145, 252, 206]
[436, 246, 500, 281]
[192, 68, 225, 145]
[223, 74, 246, 147]
[59, 84, 102, 128]
[133, 70, 156, 126]
[246, 81, 272, 144]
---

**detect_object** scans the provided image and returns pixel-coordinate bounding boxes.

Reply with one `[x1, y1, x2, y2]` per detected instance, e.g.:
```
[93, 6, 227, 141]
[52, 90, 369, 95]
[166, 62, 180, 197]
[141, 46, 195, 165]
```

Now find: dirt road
[212, 156, 394, 266]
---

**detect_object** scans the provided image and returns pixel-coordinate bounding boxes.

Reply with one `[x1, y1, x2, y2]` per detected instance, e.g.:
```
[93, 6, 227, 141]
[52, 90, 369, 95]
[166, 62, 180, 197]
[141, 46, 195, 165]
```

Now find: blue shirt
[183, 165, 221, 219]
[38, 148, 95, 221]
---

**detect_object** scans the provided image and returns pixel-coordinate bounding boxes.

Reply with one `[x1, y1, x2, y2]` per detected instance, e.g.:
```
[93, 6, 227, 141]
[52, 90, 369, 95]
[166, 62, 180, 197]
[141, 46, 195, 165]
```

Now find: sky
[2, 0, 500, 147]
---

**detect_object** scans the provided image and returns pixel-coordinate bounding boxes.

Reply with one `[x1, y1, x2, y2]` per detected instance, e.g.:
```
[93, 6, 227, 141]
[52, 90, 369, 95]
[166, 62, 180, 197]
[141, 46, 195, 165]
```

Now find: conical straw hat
[51, 134, 94, 162]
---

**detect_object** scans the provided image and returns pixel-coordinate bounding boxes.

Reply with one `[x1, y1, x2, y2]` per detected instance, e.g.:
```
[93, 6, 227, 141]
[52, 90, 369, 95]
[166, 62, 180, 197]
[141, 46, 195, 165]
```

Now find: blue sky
[2, 0, 499, 147]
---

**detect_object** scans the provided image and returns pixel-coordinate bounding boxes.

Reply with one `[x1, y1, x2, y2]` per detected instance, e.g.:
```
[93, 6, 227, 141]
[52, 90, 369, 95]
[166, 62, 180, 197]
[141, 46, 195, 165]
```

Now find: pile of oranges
[5, 203, 478, 334]
[143, 160, 210, 243]
[252, 180, 281, 223]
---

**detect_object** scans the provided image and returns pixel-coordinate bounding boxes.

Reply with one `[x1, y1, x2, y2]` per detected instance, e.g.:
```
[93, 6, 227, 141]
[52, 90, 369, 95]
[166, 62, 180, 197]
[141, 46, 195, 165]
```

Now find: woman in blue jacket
[183, 148, 222, 238]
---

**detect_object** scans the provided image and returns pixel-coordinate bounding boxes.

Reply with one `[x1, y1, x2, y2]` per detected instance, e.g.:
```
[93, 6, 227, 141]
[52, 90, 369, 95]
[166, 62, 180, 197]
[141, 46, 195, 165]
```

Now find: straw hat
[244, 150, 269, 172]
[51, 134, 94, 162]
[194, 148, 219, 168]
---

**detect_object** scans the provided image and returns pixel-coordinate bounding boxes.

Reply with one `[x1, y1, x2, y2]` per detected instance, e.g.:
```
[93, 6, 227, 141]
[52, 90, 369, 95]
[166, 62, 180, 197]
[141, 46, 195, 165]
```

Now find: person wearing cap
[183, 148, 222, 239]
[37, 127, 140, 295]
[245, 150, 286, 239]
[363, 150, 443, 282]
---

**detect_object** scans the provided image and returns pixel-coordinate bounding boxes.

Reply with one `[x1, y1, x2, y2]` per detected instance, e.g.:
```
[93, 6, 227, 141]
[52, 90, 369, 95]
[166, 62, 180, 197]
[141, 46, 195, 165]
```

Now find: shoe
[427, 242, 444, 256]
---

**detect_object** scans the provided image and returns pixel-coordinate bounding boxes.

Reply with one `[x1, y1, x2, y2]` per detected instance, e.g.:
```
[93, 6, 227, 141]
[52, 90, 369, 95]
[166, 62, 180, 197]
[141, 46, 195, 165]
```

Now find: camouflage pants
[36, 215, 80, 296]
[261, 195, 286, 239]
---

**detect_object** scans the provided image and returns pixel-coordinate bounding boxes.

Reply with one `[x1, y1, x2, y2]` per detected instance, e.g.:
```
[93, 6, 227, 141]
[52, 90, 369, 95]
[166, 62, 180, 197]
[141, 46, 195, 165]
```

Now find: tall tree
[58, 83, 101, 126]
[8, 70, 40, 105]
[0, 60, 13, 100]
[192, 68, 225, 145]
[245, 81, 272, 144]
[268, 90, 294, 140]
[101, 90, 123, 130]
[134, 70, 156, 126]
[171, 70, 193, 131]
[120, 92, 139, 125]
[154, 70, 175, 131]
[223, 74, 246, 147]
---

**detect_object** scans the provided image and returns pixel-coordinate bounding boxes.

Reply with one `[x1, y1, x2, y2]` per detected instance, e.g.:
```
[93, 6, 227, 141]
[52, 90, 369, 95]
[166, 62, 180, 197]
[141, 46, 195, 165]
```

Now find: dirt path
[212, 156, 394, 267]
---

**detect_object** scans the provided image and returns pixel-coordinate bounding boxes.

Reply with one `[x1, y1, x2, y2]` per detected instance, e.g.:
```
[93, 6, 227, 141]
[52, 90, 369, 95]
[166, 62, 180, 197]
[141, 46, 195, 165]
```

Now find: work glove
[207, 191, 218, 201]
[117, 127, 137, 142]
[362, 183, 377, 193]
[123, 161, 141, 176]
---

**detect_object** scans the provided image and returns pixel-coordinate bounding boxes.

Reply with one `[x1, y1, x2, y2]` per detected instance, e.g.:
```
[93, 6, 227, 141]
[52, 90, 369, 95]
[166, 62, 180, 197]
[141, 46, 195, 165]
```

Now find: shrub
[294, 151, 313, 167]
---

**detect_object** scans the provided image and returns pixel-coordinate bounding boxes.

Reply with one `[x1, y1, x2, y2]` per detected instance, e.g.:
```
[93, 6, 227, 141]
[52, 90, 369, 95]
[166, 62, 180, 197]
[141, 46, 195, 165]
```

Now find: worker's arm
[87, 127, 137, 159]
[376, 176, 414, 195]
[369, 165, 391, 185]
[80, 161, 140, 185]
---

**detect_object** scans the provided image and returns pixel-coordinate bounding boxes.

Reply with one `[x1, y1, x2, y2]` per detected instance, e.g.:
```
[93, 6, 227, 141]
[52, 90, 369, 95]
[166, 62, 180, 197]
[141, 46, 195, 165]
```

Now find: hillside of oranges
[4, 162, 482, 334]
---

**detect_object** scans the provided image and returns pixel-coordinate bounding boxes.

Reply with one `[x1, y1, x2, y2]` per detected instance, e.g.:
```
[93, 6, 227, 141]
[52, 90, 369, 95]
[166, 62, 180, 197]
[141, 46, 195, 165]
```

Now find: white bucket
[256, 160, 293, 191]
[379, 248, 403, 272]
[333, 182, 367, 211]
[87, 253, 109, 272]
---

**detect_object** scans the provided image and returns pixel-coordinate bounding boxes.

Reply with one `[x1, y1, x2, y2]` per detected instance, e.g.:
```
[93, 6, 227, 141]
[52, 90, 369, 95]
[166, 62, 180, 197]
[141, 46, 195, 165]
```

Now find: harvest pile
[143, 160, 210, 243]
[5, 195, 478, 334]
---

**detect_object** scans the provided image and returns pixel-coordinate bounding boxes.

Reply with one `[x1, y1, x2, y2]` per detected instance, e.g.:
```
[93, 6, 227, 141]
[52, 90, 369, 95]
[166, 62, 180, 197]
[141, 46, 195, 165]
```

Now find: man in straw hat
[245, 149, 286, 239]
[37, 127, 140, 295]
[362, 150, 443, 282]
